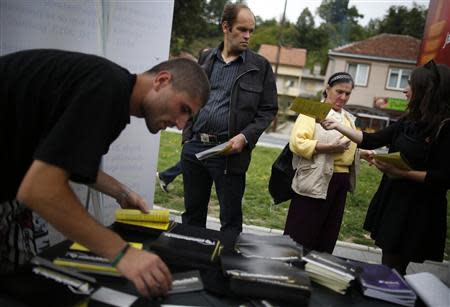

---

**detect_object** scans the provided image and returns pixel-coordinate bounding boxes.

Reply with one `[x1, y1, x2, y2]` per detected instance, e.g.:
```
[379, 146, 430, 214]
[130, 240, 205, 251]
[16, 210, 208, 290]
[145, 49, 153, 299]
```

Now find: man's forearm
[91, 170, 130, 205]
[17, 161, 126, 260]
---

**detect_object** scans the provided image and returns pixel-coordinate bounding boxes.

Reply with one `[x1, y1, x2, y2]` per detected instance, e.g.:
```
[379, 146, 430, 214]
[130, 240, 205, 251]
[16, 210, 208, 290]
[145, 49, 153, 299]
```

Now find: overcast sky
[246, 0, 430, 26]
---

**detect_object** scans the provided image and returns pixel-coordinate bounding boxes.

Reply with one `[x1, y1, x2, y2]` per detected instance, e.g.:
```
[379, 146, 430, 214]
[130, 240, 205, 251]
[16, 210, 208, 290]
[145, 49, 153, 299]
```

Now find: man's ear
[222, 21, 230, 33]
[153, 71, 172, 91]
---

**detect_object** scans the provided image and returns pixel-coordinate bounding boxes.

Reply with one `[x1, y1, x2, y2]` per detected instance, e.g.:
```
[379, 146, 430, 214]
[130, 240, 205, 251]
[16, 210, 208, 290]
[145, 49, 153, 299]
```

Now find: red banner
[418, 0, 450, 66]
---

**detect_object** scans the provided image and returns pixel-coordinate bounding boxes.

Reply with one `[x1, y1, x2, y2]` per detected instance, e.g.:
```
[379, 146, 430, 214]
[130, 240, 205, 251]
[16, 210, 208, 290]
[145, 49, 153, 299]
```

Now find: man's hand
[117, 187, 149, 213]
[224, 133, 247, 155]
[116, 248, 172, 297]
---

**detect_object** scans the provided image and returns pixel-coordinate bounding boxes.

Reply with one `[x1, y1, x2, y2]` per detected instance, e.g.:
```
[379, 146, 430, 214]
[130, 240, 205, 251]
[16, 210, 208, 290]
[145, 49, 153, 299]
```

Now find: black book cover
[150, 232, 222, 270]
[221, 254, 311, 304]
[169, 270, 204, 294]
[235, 233, 303, 262]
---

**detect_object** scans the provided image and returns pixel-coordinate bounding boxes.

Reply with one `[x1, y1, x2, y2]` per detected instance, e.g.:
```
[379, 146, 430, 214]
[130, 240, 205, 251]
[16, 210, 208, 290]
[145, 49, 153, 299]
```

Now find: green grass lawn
[154, 131, 450, 259]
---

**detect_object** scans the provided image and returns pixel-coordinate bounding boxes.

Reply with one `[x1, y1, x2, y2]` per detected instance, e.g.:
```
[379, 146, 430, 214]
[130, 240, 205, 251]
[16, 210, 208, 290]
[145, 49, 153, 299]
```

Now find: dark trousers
[181, 141, 245, 234]
[159, 161, 182, 184]
[284, 173, 350, 254]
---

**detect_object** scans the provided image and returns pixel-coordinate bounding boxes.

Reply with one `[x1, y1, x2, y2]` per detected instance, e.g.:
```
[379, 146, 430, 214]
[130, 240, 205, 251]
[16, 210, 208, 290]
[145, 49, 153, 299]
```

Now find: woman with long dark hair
[322, 61, 450, 274]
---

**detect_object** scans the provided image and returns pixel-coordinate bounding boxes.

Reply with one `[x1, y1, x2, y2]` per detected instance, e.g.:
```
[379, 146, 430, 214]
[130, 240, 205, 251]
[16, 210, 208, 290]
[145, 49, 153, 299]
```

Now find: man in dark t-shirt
[0, 49, 210, 297]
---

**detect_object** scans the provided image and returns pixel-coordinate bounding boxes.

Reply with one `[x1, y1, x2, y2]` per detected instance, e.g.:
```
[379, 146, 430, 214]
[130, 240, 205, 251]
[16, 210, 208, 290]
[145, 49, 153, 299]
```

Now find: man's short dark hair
[147, 58, 210, 106]
[221, 3, 253, 29]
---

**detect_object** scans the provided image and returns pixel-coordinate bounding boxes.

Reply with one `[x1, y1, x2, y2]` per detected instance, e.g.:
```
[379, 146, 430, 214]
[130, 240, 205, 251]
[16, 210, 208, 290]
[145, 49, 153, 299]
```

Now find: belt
[193, 133, 229, 144]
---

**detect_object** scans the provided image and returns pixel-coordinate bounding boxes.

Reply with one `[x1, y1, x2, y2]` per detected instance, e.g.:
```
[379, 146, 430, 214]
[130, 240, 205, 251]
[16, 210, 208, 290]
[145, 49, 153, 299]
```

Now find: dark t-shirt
[0, 49, 136, 202]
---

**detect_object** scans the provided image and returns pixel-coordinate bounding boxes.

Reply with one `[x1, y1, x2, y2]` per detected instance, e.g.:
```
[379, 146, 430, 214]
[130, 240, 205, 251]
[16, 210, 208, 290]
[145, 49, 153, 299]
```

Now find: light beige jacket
[290, 110, 360, 199]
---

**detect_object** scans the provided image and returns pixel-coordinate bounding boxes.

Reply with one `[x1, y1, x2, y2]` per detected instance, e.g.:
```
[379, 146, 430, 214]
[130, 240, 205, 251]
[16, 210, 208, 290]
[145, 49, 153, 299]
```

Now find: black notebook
[150, 232, 223, 270]
[221, 254, 311, 304]
[235, 233, 303, 262]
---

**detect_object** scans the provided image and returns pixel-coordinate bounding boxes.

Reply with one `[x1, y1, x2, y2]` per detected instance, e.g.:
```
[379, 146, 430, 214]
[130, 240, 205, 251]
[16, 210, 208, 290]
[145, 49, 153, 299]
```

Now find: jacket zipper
[224, 68, 258, 174]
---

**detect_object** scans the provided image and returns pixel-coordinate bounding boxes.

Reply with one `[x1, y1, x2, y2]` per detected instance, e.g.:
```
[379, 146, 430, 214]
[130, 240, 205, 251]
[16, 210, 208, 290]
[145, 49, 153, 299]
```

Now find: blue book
[348, 260, 416, 307]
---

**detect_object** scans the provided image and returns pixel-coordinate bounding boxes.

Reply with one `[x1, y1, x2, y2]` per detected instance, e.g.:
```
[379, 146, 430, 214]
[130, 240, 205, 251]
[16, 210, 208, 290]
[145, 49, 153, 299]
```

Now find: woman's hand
[330, 136, 351, 153]
[321, 118, 339, 130]
[360, 149, 375, 164]
[373, 160, 406, 177]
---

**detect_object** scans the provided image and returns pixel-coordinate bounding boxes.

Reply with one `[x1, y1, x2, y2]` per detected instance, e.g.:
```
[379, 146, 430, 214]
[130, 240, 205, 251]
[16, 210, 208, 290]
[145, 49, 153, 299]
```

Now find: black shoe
[156, 172, 169, 193]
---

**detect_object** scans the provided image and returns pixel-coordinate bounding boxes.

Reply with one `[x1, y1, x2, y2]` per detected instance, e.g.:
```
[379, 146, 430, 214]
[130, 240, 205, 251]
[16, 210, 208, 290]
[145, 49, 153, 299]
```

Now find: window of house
[386, 68, 411, 90]
[347, 63, 369, 86]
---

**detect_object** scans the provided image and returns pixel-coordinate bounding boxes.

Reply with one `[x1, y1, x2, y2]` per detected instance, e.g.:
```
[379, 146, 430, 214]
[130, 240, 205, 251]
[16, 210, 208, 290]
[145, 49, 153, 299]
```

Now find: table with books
[0, 209, 431, 307]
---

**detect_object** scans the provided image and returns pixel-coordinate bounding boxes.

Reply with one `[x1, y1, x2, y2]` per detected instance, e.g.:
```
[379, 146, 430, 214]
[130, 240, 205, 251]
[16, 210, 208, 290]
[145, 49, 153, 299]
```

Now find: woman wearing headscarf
[322, 61, 450, 275]
[284, 72, 371, 253]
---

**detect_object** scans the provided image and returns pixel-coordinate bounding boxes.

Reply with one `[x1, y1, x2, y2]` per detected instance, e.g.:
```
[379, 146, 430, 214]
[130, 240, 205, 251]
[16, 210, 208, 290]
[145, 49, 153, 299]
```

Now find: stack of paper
[303, 251, 360, 294]
[349, 261, 417, 306]
[405, 272, 448, 307]
[235, 233, 303, 262]
[115, 209, 172, 231]
[53, 242, 143, 277]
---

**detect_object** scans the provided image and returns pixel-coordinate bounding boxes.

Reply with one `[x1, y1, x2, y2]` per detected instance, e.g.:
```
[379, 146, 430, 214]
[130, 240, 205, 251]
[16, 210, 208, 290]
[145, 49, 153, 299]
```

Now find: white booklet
[195, 142, 232, 161]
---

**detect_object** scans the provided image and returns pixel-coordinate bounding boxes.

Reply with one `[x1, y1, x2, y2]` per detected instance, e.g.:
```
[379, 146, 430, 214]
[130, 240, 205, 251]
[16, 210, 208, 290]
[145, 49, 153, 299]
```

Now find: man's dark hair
[147, 58, 210, 106]
[221, 3, 252, 30]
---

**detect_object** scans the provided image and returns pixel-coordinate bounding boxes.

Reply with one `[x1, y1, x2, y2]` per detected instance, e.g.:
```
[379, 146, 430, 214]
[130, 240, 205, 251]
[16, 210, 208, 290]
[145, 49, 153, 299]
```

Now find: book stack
[405, 272, 448, 307]
[303, 251, 360, 294]
[150, 232, 223, 270]
[235, 233, 303, 262]
[53, 242, 143, 277]
[221, 254, 311, 304]
[350, 261, 417, 307]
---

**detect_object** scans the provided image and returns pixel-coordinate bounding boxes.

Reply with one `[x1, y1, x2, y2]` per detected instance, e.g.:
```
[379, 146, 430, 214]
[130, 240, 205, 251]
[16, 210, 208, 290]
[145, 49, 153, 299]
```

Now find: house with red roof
[326, 34, 421, 113]
[258, 44, 324, 100]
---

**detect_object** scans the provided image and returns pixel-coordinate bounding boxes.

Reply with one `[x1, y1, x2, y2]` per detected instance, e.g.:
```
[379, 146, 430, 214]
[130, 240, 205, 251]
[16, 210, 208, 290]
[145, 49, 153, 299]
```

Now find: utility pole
[272, 0, 288, 132]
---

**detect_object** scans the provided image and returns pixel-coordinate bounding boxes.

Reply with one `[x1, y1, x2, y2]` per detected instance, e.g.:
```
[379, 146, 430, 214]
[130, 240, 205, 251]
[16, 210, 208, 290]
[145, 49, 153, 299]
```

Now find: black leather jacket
[182, 44, 278, 174]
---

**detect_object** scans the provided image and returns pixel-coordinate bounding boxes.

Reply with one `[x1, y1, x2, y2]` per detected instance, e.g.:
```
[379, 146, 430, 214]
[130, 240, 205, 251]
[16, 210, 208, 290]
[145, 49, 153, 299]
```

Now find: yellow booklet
[290, 98, 332, 121]
[373, 152, 411, 170]
[54, 241, 144, 276]
[70, 242, 143, 252]
[115, 209, 170, 230]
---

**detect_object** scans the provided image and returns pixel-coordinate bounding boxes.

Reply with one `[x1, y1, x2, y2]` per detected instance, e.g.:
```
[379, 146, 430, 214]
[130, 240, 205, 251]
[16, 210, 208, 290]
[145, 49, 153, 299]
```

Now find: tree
[370, 4, 427, 39]
[317, 0, 364, 47]
[170, 0, 207, 54]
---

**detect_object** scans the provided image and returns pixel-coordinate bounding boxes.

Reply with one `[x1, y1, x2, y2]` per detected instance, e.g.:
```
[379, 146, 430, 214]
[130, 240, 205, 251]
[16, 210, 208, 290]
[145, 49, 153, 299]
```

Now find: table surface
[0, 223, 400, 307]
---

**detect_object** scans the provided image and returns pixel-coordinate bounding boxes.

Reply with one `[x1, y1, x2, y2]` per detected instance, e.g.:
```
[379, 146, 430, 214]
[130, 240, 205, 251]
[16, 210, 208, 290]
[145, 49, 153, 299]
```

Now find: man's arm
[91, 170, 149, 213]
[17, 160, 171, 297]
[240, 60, 278, 148]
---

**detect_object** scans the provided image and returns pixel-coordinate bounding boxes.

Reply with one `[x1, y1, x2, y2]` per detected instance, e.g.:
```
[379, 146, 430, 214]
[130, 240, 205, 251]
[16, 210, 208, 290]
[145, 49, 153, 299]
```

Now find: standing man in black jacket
[181, 3, 278, 234]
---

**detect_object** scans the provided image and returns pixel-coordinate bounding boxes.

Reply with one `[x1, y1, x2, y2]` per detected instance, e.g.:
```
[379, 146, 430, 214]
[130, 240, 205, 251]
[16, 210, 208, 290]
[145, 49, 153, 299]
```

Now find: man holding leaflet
[181, 3, 278, 234]
[0, 49, 210, 297]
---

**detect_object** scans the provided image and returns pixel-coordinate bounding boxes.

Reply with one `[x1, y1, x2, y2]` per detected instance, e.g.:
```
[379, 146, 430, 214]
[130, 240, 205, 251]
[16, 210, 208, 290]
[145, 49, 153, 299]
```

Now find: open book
[195, 142, 232, 160]
[114, 209, 171, 231]
[290, 98, 332, 121]
[373, 152, 411, 177]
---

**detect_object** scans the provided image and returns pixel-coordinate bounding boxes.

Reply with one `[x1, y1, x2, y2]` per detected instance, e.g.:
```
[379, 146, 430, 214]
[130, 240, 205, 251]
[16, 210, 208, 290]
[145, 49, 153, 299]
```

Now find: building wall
[326, 56, 414, 108]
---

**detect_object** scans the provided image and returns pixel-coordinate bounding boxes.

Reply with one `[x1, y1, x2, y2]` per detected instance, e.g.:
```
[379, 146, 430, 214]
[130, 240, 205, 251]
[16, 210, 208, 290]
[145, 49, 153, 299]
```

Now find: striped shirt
[193, 49, 245, 135]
